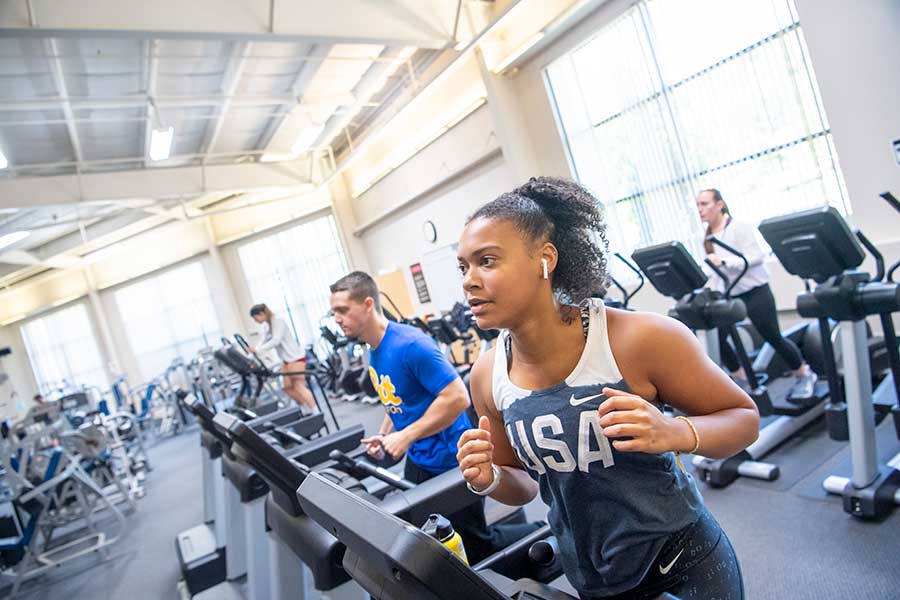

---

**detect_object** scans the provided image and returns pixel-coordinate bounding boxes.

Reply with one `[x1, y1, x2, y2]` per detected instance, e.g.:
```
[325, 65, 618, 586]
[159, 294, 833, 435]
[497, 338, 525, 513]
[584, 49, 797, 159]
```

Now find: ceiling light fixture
[0, 231, 29, 251]
[291, 124, 326, 156]
[149, 126, 174, 161]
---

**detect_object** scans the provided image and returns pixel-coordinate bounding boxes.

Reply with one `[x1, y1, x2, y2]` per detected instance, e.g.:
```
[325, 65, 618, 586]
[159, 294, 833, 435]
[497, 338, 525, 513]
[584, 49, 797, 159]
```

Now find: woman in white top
[248, 303, 316, 411]
[697, 189, 817, 399]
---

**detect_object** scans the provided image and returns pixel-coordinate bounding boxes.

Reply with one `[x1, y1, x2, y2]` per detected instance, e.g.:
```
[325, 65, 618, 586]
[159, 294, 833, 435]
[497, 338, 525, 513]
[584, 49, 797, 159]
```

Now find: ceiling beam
[0, 160, 316, 209]
[0, 0, 456, 48]
[143, 39, 158, 168]
[255, 43, 330, 151]
[0, 193, 226, 285]
[0, 94, 377, 112]
[0, 249, 85, 269]
[140, 205, 187, 221]
[44, 38, 84, 167]
[200, 41, 252, 157]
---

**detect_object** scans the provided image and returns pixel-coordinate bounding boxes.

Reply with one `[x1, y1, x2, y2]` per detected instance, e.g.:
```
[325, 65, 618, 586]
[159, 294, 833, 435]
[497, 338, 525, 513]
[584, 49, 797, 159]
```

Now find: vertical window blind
[545, 0, 847, 278]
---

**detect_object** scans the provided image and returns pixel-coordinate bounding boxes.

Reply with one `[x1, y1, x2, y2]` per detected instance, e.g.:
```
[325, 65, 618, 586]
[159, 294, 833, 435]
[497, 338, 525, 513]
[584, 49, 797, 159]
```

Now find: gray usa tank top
[492, 299, 704, 597]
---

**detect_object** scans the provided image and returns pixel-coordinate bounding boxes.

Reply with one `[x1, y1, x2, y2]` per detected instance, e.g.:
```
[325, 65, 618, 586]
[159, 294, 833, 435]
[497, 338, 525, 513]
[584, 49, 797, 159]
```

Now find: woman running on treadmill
[248, 303, 317, 412]
[697, 188, 818, 400]
[456, 177, 758, 600]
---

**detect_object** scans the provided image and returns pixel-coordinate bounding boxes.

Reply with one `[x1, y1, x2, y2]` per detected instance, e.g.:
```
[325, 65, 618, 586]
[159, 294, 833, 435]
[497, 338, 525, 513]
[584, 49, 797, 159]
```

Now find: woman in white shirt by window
[697, 189, 817, 400]
[248, 303, 317, 411]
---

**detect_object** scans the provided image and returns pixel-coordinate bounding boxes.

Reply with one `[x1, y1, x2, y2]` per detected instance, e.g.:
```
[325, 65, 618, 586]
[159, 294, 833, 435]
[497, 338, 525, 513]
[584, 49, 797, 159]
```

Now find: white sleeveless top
[491, 298, 623, 411]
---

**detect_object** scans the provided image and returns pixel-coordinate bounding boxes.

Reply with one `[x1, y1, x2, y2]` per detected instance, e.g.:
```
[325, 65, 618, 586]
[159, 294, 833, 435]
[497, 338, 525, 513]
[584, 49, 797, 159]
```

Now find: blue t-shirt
[368, 321, 469, 473]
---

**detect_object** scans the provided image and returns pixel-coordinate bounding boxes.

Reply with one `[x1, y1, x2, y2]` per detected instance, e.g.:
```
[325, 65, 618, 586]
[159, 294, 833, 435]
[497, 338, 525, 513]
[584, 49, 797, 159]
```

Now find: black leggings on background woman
[718, 283, 803, 374]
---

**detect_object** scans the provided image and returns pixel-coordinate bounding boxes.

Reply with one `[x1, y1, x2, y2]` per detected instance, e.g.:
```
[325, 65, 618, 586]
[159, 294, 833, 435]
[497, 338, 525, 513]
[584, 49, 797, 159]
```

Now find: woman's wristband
[467, 464, 502, 496]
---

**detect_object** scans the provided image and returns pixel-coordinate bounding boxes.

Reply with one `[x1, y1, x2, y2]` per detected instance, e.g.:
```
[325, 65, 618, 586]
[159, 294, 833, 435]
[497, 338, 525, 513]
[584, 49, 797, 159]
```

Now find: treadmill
[296, 471, 682, 600]
[175, 394, 313, 597]
[217, 411, 513, 600]
[208, 409, 330, 600]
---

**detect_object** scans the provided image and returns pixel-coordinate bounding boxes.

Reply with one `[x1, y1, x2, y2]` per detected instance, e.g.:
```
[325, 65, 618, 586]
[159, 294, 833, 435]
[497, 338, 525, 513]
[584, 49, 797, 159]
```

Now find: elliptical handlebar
[607, 276, 629, 305]
[880, 191, 900, 215]
[707, 236, 749, 298]
[703, 257, 732, 296]
[233, 333, 252, 354]
[854, 230, 885, 282]
[379, 291, 406, 320]
[881, 192, 900, 282]
[614, 252, 645, 304]
[232, 332, 276, 374]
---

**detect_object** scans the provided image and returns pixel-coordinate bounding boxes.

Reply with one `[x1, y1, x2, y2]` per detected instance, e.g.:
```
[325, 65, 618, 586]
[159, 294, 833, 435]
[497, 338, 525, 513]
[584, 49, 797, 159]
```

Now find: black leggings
[719, 283, 803, 373]
[403, 458, 542, 565]
[581, 511, 744, 600]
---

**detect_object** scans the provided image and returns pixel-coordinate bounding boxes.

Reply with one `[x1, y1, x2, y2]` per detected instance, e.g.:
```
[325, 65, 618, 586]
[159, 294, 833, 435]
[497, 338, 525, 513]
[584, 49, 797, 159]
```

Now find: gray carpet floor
[8, 400, 900, 599]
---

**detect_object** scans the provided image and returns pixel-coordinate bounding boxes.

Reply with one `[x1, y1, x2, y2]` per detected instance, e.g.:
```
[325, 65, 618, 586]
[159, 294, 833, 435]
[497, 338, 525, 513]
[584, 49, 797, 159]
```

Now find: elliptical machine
[632, 241, 839, 487]
[760, 202, 900, 520]
[600, 252, 646, 310]
[704, 235, 830, 405]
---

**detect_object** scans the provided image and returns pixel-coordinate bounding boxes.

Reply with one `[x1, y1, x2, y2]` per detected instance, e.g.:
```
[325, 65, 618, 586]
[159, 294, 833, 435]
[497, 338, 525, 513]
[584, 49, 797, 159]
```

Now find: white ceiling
[0, 0, 475, 264]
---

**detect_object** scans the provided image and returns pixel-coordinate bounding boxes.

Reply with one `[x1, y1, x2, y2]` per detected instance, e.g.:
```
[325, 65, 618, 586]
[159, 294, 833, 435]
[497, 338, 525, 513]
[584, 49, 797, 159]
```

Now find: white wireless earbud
[541, 258, 549, 280]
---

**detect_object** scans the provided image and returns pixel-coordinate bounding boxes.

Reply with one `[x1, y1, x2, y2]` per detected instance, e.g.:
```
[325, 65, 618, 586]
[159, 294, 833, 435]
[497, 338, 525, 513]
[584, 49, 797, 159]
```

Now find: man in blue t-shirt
[328, 271, 534, 562]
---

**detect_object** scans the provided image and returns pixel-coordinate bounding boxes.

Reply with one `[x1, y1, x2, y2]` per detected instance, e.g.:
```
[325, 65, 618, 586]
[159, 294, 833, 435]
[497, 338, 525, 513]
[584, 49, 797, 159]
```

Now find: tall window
[238, 214, 349, 348]
[546, 0, 847, 268]
[115, 261, 222, 381]
[21, 303, 107, 396]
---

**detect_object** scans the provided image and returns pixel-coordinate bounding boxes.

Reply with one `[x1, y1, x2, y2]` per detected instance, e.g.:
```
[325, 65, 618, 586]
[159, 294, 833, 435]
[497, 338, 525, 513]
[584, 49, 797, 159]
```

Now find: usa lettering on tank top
[492, 299, 704, 598]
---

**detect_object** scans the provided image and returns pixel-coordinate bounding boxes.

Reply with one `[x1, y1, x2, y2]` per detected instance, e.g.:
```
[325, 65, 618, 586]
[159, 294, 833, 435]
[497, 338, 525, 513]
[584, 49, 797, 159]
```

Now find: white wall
[364, 153, 516, 314]
[795, 0, 900, 263]
[350, 105, 517, 315]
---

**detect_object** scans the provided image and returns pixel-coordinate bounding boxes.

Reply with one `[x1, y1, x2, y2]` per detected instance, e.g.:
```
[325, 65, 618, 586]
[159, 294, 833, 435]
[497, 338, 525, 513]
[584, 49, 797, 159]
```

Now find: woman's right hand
[457, 415, 496, 491]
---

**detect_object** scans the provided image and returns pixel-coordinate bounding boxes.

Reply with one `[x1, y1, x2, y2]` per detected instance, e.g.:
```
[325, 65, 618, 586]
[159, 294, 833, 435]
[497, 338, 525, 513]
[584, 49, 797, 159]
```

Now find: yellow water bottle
[421, 514, 468, 565]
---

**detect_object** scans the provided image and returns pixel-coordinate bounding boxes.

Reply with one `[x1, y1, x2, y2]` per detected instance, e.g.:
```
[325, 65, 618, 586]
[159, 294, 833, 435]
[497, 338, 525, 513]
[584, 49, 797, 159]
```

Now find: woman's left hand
[598, 387, 692, 454]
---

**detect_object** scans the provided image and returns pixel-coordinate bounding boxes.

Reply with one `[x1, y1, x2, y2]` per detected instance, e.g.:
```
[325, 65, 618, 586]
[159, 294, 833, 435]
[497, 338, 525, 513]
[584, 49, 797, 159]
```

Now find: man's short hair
[330, 271, 381, 311]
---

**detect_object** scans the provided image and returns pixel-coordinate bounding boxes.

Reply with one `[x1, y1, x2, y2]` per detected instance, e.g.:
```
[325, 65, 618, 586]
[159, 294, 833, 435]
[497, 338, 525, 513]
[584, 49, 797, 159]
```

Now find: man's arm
[380, 379, 469, 459]
[401, 378, 469, 442]
[378, 414, 395, 435]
